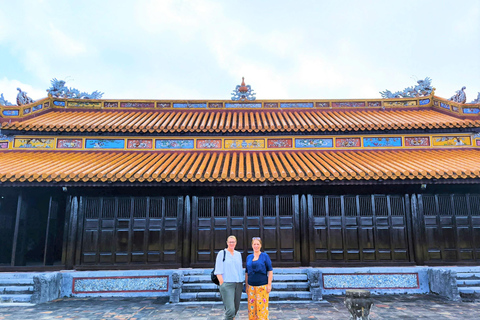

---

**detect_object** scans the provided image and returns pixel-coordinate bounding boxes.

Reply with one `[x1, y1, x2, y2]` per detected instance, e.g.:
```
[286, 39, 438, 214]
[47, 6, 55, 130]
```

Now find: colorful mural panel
[157, 103, 172, 108]
[383, 101, 416, 107]
[264, 103, 278, 108]
[44, 102, 50, 108]
[53, 100, 66, 106]
[14, 138, 54, 149]
[67, 101, 101, 108]
[440, 102, 450, 110]
[267, 139, 293, 148]
[367, 101, 382, 107]
[463, 107, 480, 114]
[280, 102, 314, 108]
[405, 137, 430, 147]
[331, 102, 365, 108]
[432, 136, 471, 146]
[225, 103, 262, 108]
[3, 110, 19, 116]
[316, 102, 329, 108]
[127, 139, 153, 149]
[32, 104, 43, 112]
[419, 99, 430, 105]
[224, 139, 265, 149]
[155, 139, 194, 149]
[120, 102, 155, 108]
[104, 102, 118, 108]
[196, 139, 222, 149]
[335, 138, 361, 148]
[173, 103, 207, 109]
[23, 108, 31, 115]
[208, 103, 223, 108]
[295, 138, 333, 148]
[363, 137, 402, 147]
[477, 140, 480, 147]
[85, 139, 125, 149]
[0, 142, 8, 149]
[57, 139, 83, 149]
[452, 106, 459, 112]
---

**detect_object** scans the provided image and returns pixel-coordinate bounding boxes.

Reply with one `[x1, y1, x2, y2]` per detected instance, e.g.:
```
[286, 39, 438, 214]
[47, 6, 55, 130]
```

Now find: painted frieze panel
[267, 138, 293, 148]
[53, 100, 66, 106]
[363, 137, 402, 147]
[208, 103, 223, 108]
[68, 101, 101, 108]
[157, 103, 172, 108]
[127, 139, 153, 149]
[23, 108, 31, 115]
[44, 102, 50, 108]
[196, 139, 222, 149]
[331, 102, 365, 108]
[295, 138, 333, 148]
[224, 139, 265, 149]
[316, 102, 329, 108]
[405, 137, 430, 147]
[440, 102, 450, 110]
[419, 98, 430, 105]
[322, 273, 419, 289]
[2, 110, 19, 116]
[452, 106, 459, 112]
[225, 103, 262, 108]
[104, 102, 119, 108]
[73, 276, 168, 294]
[280, 102, 314, 108]
[173, 103, 207, 109]
[0, 142, 8, 149]
[463, 107, 480, 114]
[57, 139, 83, 149]
[477, 140, 480, 147]
[120, 102, 155, 108]
[14, 138, 54, 149]
[383, 101, 416, 107]
[432, 136, 471, 146]
[264, 103, 278, 108]
[367, 101, 382, 107]
[156, 139, 194, 149]
[85, 139, 125, 149]
[32, 104, 43, 112]
[336, 138, 361, 148]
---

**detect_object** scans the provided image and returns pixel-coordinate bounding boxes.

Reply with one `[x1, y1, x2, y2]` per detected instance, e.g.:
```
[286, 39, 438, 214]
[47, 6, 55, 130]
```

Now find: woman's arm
[267, 270, 273, 293]
[245, 273, 249, 290]
[217, 274, 224, 286]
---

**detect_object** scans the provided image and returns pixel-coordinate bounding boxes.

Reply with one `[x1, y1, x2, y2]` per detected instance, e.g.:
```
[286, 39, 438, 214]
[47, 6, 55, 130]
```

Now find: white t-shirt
[214, 249, 244, 283]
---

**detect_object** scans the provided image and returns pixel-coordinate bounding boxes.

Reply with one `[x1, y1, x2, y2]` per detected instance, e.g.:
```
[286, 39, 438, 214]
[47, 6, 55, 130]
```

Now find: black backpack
[211, 249, 226, 285]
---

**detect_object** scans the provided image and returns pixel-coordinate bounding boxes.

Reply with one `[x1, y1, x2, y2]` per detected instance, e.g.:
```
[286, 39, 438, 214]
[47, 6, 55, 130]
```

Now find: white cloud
[0, 77, 46, 103]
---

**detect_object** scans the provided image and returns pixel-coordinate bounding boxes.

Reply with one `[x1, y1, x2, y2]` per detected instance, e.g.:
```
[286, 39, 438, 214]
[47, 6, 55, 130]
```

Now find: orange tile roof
[1, 149, 479, 183]
[2, 109, 478, 133]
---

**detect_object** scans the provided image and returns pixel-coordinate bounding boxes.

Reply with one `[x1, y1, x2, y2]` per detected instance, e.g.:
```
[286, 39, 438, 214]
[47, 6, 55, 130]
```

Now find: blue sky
[0, 0, 479, 103]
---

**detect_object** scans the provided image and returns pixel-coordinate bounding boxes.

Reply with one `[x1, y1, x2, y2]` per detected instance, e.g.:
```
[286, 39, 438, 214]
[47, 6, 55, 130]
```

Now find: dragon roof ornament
[231, 77, 256, 101]
[380, 77, 434, 99]
[468, 92, 480, 104]
[47, 78, 104, 99]
[449, 86, 467, 104]
[0, 93, 14, 106]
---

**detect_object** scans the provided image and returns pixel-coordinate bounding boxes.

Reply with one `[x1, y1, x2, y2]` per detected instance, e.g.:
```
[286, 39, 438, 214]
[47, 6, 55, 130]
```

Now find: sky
[0, 0, 479, 103]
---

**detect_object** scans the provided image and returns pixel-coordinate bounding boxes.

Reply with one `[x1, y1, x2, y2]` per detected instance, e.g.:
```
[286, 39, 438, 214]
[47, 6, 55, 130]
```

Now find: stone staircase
[179, 268, 316, 303]
[456, 270, 480, 301]
[0, 273, 35, 304]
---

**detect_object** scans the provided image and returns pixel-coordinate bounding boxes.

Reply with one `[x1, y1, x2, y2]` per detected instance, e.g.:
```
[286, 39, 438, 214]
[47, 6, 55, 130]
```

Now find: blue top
[245, 252, 273, 286]
[214, 249, 244, 283]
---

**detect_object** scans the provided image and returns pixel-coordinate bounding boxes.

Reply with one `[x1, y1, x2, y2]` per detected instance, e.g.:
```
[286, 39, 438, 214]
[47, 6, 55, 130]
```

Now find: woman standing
[245, 237, 273, 320]
[214, 235, 244, 320]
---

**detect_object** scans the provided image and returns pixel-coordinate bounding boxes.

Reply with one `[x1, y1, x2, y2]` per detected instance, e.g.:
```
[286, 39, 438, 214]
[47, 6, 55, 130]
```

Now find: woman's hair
[251, 237, 262, 246]
[227, 235, 237, 243]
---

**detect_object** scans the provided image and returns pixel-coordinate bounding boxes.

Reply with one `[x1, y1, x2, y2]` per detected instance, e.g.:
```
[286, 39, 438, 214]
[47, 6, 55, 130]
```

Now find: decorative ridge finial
[231, 77, 256, 101]
[380, 77, 433, 99]
[449, 86, 467, 104]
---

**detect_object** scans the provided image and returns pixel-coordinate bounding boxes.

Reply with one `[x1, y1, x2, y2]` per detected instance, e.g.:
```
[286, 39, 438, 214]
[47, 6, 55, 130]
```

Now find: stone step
[0, 286, 34, 294]
[181, 268, 309, 276]
[0, 279, 34, 286]
[0, 294, 32, 303]
[182, 282, 310, 293]
[457, 279, 480, 287]
[180, 291, 312, 302]
[0, 273, 36, 279]
[456, 273, 480, 279]
[458, 287, 480, 294]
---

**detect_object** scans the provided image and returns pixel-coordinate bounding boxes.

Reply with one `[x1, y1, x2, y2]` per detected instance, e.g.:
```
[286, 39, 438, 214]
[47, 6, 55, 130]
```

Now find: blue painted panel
[85, 139, 125, 149]
[363, 137, 402, 147]
[295, 138, 333, 148]
[225, 103, 262, 108]
[53, 100, 66, 106]
[280, 102, 314, 108]
[419, 99, 430, 105]
[173, 103, 207, 108]
[2, 110, 19, 116]
[463, 107, 480, 114]
[440, 102, 450, 110]
[32, 104, 43, 111]
[155, 139, 194, 149]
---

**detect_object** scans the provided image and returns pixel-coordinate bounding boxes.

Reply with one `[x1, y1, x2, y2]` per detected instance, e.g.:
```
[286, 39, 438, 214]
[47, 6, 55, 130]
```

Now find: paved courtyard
[0, 294, 479, 319]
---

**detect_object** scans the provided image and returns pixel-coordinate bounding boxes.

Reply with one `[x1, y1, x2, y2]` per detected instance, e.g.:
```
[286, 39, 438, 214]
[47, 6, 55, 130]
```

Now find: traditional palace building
[1, 79, 480, 271]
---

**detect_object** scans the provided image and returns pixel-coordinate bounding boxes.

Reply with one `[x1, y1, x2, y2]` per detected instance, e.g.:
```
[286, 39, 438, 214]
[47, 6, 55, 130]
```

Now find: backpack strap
[223, 249, 226, 261]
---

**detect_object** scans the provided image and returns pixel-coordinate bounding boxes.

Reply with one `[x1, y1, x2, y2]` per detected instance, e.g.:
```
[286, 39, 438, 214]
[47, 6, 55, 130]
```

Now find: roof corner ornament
[0, 93, 14, 106]
[449, 86, 467, 104]
[380, 77, 433, 99]
[47, 78, 104, 99]
[231, 77, 256, 101]
[16, 88, 34, 106]
[468, 92, 480, 104]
